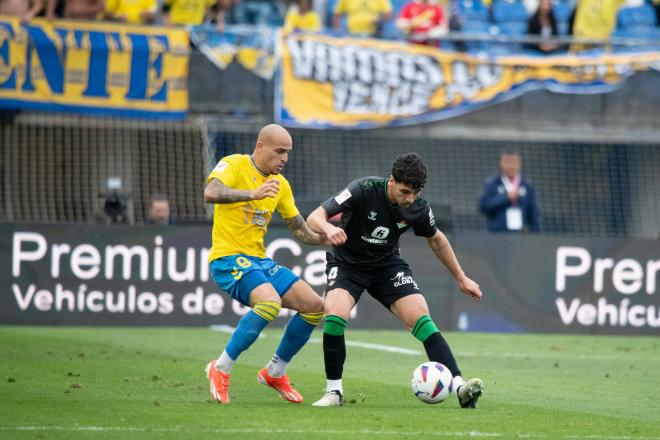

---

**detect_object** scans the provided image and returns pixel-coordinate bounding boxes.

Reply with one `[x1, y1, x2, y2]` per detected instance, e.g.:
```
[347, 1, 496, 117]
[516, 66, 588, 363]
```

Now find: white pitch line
[308, 338, 423, 355]
[212, 329, 654, 362]
[0, 427, 657, 440]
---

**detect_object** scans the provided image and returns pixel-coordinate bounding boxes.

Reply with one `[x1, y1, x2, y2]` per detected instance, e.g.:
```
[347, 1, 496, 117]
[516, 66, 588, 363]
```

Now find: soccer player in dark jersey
[307, 152, 484, 408]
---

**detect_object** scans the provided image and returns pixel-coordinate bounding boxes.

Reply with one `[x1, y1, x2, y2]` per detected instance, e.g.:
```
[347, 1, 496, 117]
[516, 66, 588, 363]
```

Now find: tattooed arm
[284, 214, 329, 246]
[204, 178, 280, 204]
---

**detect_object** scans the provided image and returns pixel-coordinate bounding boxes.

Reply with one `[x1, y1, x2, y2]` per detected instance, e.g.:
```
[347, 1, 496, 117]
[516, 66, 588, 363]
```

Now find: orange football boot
[205, 360, 231, 404]
[257, 367, 303, 403]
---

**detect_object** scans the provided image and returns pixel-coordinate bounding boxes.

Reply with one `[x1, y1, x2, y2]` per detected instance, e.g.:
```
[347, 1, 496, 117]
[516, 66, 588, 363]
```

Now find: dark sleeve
[321, 179, 365, 218]
[479, 178, 511, 215]
[412, 202, 439, 238]
[526, 184, 541, 233]
[528, 12, 541, 35]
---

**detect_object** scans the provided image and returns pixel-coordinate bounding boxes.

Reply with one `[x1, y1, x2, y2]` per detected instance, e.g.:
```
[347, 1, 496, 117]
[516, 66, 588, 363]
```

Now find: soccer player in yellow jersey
[204, 124, 329, 404]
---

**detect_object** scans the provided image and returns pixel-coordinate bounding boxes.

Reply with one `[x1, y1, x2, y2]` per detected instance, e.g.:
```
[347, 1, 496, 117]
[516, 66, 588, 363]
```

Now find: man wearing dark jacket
[479, 151, 540, 233]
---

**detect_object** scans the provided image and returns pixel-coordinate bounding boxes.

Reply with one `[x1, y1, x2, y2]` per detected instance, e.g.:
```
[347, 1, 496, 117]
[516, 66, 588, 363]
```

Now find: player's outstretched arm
[204, 178, 279, 204]
[307, 207, 347, 246]
[426, 230, 482, 303]
[284, 214, 330, 246]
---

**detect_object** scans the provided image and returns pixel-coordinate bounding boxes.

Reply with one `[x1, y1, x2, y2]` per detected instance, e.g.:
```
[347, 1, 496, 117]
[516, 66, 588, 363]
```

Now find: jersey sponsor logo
[361, 235, 387, 244]
[390, 271, 418, 289]
[428, 209, 435, 227]
[268, 265, 281, 276]
[370, 226, 389, 239]
[368, 211, 377, 220]
[334, 189, 352, 205]
[214, 160, 229, 174]
[252, 209, 270, 227]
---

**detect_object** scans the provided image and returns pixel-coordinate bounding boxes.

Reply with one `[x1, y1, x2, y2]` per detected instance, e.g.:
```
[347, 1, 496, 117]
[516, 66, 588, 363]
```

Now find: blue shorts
[209, 255, 300, 306]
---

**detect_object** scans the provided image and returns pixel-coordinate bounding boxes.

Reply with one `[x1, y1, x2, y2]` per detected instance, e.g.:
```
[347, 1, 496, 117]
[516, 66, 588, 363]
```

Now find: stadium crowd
[1, 0, 658, 53]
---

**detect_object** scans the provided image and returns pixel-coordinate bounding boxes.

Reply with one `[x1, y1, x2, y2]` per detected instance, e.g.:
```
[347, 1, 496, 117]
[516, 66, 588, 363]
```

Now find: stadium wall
[2, 112, 659, 238]
[2, 224, 658, 335]
[210, 124, 660, 238]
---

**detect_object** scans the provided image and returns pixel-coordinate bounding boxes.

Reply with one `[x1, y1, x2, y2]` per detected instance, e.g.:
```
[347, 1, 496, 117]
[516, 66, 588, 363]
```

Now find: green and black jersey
[321, 176, 437, 267]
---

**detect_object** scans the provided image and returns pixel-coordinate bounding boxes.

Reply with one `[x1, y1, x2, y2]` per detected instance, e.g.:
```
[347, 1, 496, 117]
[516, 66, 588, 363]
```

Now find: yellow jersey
[106, 0, 158, 24]
[572, 0, 625, 39]
[207, 154, 299, 262]
[283, 9, 321, 33]
[165, 0, 216, 25]
[335, 0, 392, 35]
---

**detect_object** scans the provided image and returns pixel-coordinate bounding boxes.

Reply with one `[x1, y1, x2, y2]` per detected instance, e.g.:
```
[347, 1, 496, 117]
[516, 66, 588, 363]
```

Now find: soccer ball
[411, 362, 453, 404]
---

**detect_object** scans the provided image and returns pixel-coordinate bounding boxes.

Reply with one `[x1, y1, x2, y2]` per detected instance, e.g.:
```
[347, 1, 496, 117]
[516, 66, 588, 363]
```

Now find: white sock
[266, 354, 288, 377]
[326, 379, 343, 395]
[215, 350, 235, 373]
[452, 375, 464, 395]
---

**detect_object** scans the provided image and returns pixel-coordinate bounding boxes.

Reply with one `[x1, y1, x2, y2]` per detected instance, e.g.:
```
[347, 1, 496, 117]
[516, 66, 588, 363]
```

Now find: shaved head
[257, 124, 292, 147]
[252, 124, 293, 175]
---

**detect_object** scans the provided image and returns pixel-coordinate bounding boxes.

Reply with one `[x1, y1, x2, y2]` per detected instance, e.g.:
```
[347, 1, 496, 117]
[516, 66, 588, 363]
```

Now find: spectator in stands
[50, 0, 106, 19]
[147, 194, 172, 225]
[333, 0, 393, 37]
[570, 0, 626, 51]
[164, 0, 217, 26]
[104, 0, 159, 24]
[44, 0, 64, 19]
[396, 0, 448, 46]
[215, 0, 239, 32]
[652, 0, 660, 24]
[479, 150, 540, 234]
[0, 0, 44, 21]
[527, 0, 560, 53]
[283, 0, 321, 33]
[230, 0, 283, 26]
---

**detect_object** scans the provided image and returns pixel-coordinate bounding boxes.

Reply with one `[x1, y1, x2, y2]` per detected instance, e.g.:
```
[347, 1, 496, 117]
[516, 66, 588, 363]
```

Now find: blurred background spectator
[333, 0, 393, 37]
[44, 0, 64, 19]
[396, 0, 448, 46]
[0, 0, 44, 21]
[164, 0, 217, 26]
[527, 0, 560, 53]
[284, 0, 321, 33]
[54, 0, 106, 19]
[479, 150, 540, 234]
[147, 194, 172, 225]
[571, 0, 626, 51]
[104, 0, 159, 24]
[215, 0, 239, 31]
[230, 0, 283, 26]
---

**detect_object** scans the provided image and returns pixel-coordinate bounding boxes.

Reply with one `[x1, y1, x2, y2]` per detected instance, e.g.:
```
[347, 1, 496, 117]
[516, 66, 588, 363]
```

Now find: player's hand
[324, 224, 347, 246]
[252, 179, 280, 200]
[457, 276, 482, 303]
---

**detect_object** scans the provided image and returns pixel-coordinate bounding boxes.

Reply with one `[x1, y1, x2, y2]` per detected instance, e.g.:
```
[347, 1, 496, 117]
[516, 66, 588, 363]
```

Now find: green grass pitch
[1, 326, 659, 439]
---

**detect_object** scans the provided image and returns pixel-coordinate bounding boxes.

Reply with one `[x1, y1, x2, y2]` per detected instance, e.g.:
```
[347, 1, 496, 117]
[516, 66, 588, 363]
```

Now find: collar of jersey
[384, 178, 398, 208]
[249, 155, 269, 177]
